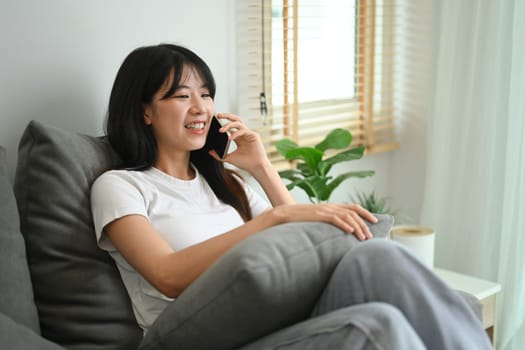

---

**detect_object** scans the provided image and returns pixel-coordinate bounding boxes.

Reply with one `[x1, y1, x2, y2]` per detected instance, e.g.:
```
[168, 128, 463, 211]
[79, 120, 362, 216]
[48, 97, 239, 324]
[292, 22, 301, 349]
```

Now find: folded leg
[311, 239, 491, 350]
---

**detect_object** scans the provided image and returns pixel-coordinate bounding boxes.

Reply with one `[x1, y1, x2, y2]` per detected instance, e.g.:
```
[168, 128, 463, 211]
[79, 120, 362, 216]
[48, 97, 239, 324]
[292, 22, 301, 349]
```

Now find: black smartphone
[205, 116, 231, 159]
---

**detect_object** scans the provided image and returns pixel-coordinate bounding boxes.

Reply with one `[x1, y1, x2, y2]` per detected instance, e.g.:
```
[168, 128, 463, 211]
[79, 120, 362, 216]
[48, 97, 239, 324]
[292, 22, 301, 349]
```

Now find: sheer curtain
[421, 1, 525, 349]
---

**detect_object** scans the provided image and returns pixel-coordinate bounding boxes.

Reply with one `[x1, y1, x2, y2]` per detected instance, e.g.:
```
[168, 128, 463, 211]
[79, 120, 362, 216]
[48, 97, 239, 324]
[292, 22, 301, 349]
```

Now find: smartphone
[205, 116, 231, 159]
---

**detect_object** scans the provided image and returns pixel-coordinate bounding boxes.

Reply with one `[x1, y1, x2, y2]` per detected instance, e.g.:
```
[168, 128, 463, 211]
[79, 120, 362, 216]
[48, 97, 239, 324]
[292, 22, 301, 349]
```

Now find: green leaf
[302, 176, 331, 202]
[324, 170, 375, 201]
[352, 190, 399, 216]
[312, 180, 334, 202]
[297, 162, 315, 177]
[317, 146, 366, 176]
[284, 147, 323, 171]
[315, 128, 352, 152]
[286, 178, 317, 199]
[278, 169, 302, 181]
[275, 138, 299, 157]
[286, 175, 331, 203]
[323, 147, 365, 167]
[297, 182, 319, 203]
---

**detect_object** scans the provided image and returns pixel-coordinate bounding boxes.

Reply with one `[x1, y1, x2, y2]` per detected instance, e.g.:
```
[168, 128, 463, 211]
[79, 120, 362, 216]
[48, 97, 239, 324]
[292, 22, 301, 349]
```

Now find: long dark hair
[106, 43, 252, 221]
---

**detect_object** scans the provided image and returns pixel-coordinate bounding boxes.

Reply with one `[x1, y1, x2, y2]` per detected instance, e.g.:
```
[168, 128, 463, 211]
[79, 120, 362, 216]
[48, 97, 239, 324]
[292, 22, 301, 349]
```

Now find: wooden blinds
[235, 0, 401, 169]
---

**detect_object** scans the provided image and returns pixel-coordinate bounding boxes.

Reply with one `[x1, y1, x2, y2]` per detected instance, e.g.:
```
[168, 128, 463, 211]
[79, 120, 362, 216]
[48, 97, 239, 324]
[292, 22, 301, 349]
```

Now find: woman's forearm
[249, 159, 295, 207]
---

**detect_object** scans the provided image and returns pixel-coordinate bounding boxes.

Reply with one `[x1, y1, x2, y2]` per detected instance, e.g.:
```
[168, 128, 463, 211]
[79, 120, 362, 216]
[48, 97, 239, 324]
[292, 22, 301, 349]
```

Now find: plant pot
[390, 225, 435, 268]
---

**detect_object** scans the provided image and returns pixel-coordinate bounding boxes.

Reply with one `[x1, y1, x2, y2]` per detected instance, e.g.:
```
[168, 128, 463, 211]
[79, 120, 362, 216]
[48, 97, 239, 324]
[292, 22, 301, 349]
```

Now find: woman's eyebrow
[175, 84, 208, 90]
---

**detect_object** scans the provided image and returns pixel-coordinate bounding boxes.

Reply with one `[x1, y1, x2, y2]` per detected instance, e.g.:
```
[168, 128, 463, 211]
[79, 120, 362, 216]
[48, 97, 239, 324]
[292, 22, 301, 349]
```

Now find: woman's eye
[174, 95, 189, 99]
[202, 93, 212, 98]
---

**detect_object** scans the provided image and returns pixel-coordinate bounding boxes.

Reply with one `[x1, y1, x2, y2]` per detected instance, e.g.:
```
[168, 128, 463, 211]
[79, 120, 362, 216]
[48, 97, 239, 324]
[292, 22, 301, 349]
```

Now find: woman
[91, 43, 490, 349]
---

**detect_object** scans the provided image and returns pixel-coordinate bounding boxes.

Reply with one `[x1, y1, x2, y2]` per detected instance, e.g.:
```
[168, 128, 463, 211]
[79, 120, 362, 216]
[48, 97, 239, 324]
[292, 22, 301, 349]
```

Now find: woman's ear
[143, 105, 152, 125]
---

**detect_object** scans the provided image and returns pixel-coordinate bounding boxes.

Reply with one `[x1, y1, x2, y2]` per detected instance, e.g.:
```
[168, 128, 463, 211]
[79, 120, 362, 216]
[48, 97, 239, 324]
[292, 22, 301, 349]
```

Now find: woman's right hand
[269, 203, 378, 241]
[210, 113, 269, 174]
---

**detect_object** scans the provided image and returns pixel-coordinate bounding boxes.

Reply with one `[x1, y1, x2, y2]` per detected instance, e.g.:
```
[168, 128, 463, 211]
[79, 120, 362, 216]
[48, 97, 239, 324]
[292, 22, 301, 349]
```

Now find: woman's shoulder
[92, 168, 154, 191]
[90, 169, 157, 206]
[95, 168, 140, 182]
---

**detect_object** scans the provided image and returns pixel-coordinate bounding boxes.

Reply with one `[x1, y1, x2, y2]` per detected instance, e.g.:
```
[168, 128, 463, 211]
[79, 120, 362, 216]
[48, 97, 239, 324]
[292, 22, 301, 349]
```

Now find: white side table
[434, 268, 501, 345]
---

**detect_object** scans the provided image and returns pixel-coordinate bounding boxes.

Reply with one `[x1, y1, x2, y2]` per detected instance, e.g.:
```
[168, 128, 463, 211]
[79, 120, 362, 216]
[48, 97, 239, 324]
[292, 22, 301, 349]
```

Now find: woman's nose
[189, 96, 207, 114]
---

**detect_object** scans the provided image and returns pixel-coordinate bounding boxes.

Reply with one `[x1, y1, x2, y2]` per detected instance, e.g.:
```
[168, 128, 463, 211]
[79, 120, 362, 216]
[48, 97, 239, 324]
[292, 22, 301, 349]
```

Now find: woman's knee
[336, 239, 425, 282]
[348, 302, 404, 324]
[346, 239, 411, 267]
[354, 239, 404, 258]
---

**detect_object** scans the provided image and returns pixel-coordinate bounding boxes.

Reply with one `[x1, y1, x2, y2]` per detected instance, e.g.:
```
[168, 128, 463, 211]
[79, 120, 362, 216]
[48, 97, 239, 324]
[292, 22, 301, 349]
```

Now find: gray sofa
[0, 120, 481, 350]
[1, 121, 141, 350]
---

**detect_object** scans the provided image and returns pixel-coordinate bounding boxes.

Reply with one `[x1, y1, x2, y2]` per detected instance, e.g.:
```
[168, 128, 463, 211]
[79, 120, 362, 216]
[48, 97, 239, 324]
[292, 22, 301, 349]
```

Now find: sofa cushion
[0, 146, 40, 333]
[14, 121, 142, 350]
[0, 312, 65, 350]
[140, 218, 393, 350]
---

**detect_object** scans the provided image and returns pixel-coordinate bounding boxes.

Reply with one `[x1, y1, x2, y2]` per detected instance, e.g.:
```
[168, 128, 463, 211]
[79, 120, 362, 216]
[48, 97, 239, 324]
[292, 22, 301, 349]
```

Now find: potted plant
[351, 190, 399, 218]
[275, 128, 374, 203]
[352, 189, 435, 266]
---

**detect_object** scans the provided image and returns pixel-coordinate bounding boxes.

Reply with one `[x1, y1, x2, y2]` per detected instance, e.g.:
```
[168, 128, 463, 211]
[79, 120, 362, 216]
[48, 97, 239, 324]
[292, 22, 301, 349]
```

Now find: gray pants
[241, 239, 491, 350]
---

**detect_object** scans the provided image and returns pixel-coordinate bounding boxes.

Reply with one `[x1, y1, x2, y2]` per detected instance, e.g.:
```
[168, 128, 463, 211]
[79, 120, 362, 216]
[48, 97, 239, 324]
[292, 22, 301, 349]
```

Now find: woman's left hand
[208, 113, 269, 173]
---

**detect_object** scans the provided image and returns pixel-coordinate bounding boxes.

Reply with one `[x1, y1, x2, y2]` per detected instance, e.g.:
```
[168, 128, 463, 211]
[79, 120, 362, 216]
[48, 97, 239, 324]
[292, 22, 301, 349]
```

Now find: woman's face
[144, 65, 215, 158]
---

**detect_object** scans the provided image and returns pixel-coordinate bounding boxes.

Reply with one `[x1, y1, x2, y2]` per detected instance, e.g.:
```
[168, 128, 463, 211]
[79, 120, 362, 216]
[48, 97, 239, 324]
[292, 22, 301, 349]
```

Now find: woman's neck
[154, 152, 195, 180]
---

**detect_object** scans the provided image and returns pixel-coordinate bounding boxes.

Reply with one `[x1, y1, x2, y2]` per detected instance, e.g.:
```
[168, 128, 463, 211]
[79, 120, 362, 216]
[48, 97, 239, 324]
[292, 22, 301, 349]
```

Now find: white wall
[0, 0, 235, 178]
[0, 0, 433, 225]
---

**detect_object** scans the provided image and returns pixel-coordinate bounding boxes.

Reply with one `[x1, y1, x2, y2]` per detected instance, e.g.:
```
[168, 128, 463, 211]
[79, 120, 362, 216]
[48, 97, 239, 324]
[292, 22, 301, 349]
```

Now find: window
[235, 0, 400, 169]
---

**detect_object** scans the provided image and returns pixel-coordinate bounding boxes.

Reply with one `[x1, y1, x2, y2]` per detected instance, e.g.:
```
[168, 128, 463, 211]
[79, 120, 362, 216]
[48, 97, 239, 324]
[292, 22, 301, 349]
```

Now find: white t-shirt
[90, 166, 269, 331]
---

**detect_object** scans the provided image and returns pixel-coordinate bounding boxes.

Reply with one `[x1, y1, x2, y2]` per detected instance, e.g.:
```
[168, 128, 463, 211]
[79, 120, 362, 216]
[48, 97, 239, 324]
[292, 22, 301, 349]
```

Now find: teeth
[185, 122, 205, 130]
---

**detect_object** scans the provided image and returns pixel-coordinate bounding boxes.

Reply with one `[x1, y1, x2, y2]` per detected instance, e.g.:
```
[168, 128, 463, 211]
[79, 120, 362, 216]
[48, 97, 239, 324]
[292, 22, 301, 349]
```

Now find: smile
[184, 122, 206, 130]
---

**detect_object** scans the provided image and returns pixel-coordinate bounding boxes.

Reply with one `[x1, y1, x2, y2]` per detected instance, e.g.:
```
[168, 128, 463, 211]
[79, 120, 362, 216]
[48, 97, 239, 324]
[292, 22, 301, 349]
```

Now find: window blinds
[235, 0, 401, 169]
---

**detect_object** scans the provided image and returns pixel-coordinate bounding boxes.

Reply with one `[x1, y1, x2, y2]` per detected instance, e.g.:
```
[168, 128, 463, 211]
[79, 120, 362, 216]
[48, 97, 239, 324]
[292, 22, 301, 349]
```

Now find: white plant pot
[390, 225, 435, 268]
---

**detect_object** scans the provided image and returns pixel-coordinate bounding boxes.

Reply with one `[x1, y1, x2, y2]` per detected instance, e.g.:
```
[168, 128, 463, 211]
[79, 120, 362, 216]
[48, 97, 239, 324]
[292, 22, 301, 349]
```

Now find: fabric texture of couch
[0, 120, 482, 349]
[0, 145, 64, 349]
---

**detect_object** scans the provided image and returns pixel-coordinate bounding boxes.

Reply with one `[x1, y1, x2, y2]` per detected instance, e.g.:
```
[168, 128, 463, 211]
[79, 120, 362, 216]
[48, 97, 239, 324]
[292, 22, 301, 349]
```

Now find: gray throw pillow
[14, 121, 142, 350]
[140, 218, 393, 350]
[0, 146, 40, 333]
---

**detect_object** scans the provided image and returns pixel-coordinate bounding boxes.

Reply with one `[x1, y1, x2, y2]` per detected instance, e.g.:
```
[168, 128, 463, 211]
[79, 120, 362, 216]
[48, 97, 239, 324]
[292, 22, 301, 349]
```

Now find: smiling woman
[89, 43, 491, 349]
[104, 44, 254, 222]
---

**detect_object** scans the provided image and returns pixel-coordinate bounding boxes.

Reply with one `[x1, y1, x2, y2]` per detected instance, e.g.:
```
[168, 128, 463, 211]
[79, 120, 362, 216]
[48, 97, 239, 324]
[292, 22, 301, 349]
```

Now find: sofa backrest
[14, 121, 142, 350]
[0, 145, 41, 333]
